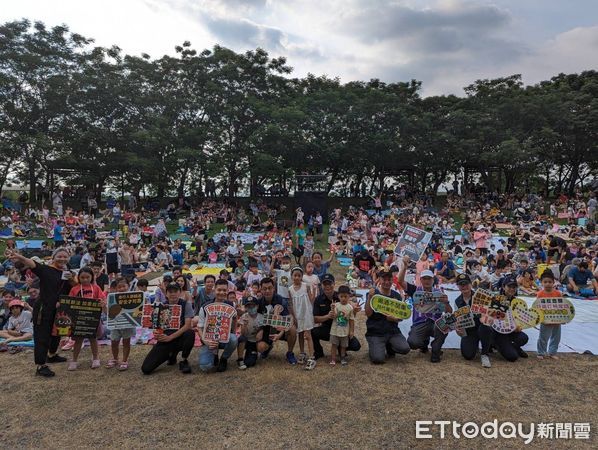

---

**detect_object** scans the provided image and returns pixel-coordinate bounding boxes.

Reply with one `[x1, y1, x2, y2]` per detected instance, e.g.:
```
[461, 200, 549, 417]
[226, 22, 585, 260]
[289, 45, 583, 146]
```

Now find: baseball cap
[243, 297, 259, 306]
[456, 273, 471, 285]
[321, 273, 335, 284]
[420, 270, 434, 278]
[502, 275, 518, 287]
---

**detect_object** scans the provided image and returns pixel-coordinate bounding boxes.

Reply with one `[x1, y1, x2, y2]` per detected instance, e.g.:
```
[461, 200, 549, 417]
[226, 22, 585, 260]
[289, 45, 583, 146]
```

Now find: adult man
[195, 279, 238, 373]
[311, 274, 361, 359]
[568, 260, 598, 296]
[194, 274, 216, 313]
[364, 262, 411, 364]
[435, 252, 457, 283]
[453, 273, 493, 368]
[400, 265, 452, 363]
[256, 277, 298, 364]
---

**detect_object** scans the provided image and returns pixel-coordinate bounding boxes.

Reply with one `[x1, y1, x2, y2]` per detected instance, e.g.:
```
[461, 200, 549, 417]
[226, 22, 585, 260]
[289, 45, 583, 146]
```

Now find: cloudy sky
[3, 0, 598, 95]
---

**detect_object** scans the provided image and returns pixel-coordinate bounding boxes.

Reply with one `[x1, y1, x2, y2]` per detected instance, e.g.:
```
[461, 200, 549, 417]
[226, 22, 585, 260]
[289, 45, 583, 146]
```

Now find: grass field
[1, 317, 596, 449]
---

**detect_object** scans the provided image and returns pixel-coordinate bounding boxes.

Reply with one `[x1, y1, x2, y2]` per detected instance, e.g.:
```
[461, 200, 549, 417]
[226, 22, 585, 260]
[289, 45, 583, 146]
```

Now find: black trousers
[493, 330, 528, 362]
[33, 310, 60, 366]
[460, 324, 493, 359]
[141, 330, 195, 374]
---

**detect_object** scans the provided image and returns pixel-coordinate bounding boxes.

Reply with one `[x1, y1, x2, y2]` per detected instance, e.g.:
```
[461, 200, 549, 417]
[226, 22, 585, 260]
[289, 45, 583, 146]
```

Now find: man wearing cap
[398, 259, 452, 363]
[364, 259, 411, 364]
[312, 274, 361, 359]
[454, 273, 493, 367]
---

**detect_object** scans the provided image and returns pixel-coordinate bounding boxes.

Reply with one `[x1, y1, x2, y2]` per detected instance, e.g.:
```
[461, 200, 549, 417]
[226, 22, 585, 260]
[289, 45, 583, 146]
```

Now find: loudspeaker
[294, 192, 328, 223]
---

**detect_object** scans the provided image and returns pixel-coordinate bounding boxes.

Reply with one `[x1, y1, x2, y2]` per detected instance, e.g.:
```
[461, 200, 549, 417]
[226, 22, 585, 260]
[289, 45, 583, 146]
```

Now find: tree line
[0, 19, 596, 202]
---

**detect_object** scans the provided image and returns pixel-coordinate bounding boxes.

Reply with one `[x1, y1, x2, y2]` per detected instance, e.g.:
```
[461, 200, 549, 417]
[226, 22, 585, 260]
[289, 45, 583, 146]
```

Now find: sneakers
[67, 361, 78, 371]
[91, 359, 101, 369]
[179, 359, 192, 374]
[481, 354, 491, 368]
[286, 351, 297, 365]
[61, 339, 75, 351]
[517, 348, 529, 358]
[47, 354, 67, 363]
[305, 357, 316, 370]
[430, 354, 441, 363]
[341, 357, 348, 366]
[217, 357, 228, 372]
[36, 365, 55, 377]
[237, 358, 247, 370]
[297, 352, 307, 365]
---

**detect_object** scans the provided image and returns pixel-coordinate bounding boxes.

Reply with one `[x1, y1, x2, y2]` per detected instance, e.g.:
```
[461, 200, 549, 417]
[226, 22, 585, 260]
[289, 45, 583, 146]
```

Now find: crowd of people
[0, 187, 596, 377]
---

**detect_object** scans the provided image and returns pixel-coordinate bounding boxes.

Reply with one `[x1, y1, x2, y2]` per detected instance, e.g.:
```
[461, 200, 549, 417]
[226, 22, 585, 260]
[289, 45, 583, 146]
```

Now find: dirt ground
[1, 313, 596, 450]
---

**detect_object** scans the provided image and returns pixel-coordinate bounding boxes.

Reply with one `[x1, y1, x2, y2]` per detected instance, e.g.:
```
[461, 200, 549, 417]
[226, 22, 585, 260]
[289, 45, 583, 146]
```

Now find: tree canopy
[0, 20, 596, 200]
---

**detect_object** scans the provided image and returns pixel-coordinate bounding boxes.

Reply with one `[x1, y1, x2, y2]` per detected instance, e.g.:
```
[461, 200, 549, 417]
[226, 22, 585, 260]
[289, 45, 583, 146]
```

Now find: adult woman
[7, 248, 75, 377]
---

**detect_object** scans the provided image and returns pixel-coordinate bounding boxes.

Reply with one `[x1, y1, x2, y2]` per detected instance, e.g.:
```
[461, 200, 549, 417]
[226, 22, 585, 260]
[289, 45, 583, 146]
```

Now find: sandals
[106, 359, 117, 368]
[118, 361, 129, 371]
[537, 355, 545, 360]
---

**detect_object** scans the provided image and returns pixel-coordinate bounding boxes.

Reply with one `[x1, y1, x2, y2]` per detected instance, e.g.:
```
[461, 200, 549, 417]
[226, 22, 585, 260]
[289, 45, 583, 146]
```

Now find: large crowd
[0, 187, 597, 377]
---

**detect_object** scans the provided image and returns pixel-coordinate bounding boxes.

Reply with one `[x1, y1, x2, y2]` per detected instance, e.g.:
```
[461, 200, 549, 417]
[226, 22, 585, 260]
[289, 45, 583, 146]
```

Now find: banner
[532, 297, 575, 325]
[52, 295, 102, 338]
[471, 289, 510, 326]
[202, 303, 237, 343]
[394, 225, 432, 261]
[262, 313, 293, 331]
[141, 302, 182, 332]
[370, 294, 412, 320]
[435, 305, 475, 334]
[412, 291, 448, 314]
[106, 291, 144, 330]
[511, 298, 544, 329]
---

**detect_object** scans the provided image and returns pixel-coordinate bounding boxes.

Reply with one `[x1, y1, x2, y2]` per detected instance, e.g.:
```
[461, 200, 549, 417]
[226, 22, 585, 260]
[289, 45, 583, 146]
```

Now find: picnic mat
[0, 338, 34, 347]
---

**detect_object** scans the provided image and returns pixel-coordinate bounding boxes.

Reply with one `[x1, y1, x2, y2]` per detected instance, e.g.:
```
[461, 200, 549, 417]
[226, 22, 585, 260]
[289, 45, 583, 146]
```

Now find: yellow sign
[511, 298, 544, 329]
[370, 295, 411, 320]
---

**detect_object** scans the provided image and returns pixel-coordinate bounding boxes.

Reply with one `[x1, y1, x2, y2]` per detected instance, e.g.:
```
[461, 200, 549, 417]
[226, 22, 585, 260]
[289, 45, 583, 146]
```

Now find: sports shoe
[305, 357, 317, 370]
[91, 359, 101, 369]
[217, 357, 228, 372]
[237, 358, 247, 370]
[341, 357, 348, 366]
[481, 354, 491, 368]
[67, 361, 78, 371]
[36, 365, 55, 377]
[179, 359, 192, 374]
[517, 348, 528, 358]
[297, 352, 307, 365]
[61, 339, 75, 351]
[47, 354, 67, 363]
[286, 351, 297, 365]
[430, 354, 441, 363]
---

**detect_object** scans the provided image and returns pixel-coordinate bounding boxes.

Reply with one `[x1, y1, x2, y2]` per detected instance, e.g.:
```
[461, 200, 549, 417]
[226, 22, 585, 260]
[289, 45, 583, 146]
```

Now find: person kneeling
[141, 283, 195, 375]
[236, 297, 263, 370]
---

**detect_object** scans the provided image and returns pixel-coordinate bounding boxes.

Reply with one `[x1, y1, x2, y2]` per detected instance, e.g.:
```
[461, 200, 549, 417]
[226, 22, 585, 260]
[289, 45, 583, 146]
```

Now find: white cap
[420, 270, 434, 278]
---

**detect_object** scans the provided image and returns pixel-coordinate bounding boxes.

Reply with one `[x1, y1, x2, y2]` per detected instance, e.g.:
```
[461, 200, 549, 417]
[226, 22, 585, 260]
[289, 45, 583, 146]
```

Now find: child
[302, 261, 320, 294]
[273, 255, 292, 300]
[288, 266, 316, 370]
[66, 267, 107, 370]
[107, 277, 135, 370]
[536, 269, 562, 360]
[303, 233, 315, 263]
[330, 285, 355, 366]
[236, 297, 264, 370]
[0, 300, 33, 351]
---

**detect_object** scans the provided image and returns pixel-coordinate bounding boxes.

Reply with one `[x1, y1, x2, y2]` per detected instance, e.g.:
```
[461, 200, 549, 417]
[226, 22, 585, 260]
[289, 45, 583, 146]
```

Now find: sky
[2, 0, 598, 95]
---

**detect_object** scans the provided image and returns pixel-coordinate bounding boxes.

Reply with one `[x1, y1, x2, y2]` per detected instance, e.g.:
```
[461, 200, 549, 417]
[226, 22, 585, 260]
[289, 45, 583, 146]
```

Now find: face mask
[281, 264, 290, 271]
[247, 306, 258, 315]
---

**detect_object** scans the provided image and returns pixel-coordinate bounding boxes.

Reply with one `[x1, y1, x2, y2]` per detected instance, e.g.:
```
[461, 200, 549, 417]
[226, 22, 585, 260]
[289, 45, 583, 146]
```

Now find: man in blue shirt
[434, 252, 456, 283]
[568, 261, 597, 295]
[53, 220, 65, 248]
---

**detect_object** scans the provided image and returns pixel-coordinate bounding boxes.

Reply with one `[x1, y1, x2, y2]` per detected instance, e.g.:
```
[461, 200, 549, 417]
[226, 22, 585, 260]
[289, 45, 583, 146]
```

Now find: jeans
[407, 319, 447, 358]
[366, 332, 410, 364]
[537, 324, 561, 356]
[198, 335, 238, 372]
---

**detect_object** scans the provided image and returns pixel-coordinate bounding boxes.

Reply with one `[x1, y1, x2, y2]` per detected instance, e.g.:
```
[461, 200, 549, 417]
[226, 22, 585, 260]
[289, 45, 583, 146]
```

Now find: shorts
[110, 328, 136, 340]
[330, 335, 349, 348]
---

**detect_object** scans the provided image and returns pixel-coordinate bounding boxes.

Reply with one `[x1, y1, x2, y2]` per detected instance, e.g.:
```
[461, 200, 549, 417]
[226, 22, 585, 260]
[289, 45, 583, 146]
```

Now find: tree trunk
[326, 169, 338, 195]
[28, 158, 37, 202]
[177, 166, 189, 198]
[568, 160, 580, 195]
